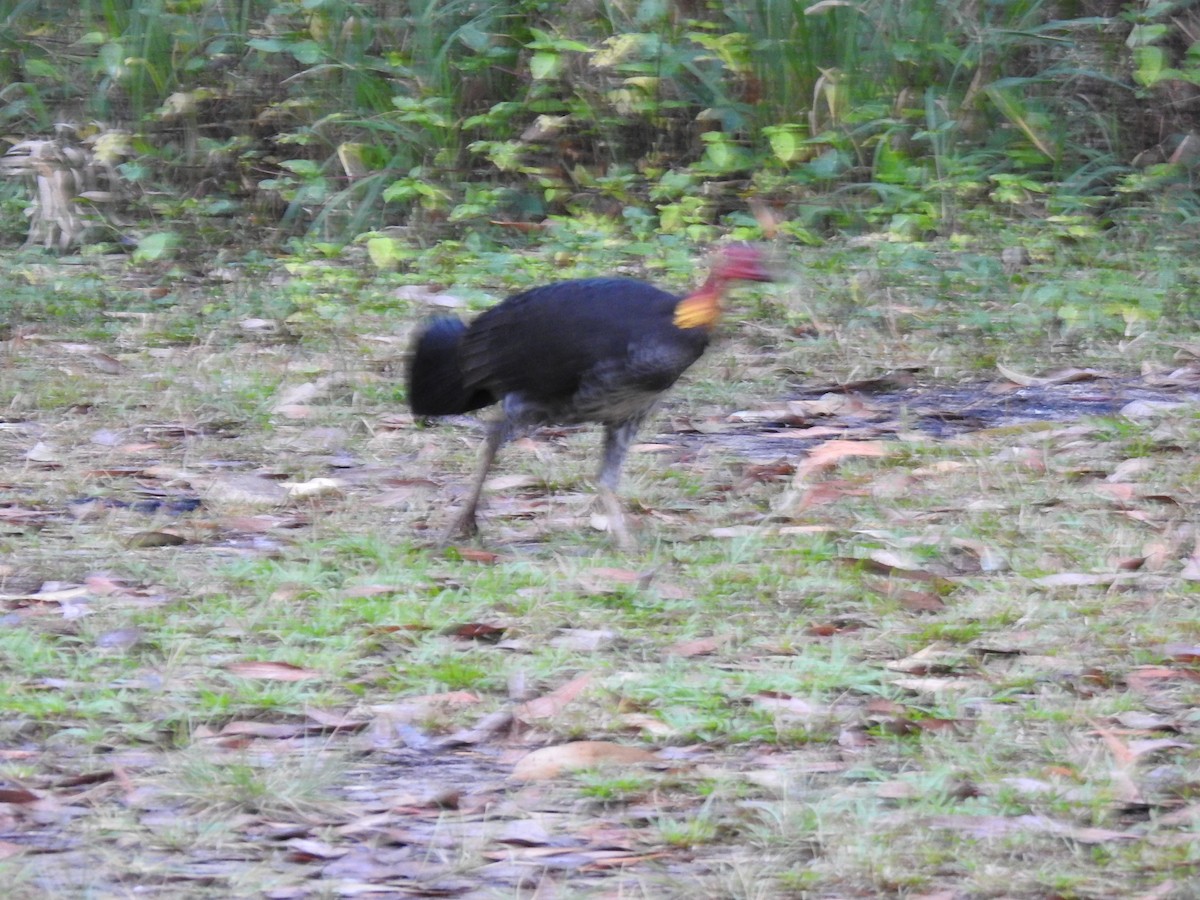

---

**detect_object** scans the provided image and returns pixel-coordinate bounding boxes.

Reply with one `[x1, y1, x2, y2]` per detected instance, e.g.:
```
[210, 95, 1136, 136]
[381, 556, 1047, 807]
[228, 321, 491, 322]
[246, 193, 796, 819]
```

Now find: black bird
[407, 244, 775, 547]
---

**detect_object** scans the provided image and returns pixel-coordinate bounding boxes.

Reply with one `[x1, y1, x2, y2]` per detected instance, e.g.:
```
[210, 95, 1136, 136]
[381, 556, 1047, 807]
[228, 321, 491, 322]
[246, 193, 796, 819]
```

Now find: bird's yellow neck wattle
[673, 284, 723, 330]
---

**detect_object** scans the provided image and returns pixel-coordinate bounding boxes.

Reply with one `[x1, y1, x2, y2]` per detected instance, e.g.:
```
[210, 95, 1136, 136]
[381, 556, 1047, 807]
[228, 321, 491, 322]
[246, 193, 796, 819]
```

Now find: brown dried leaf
[739, 460, 796, 484]
[793, 480, 867, 511]
[216, 721, 305, 739]
[515, 674, 594, 722]
[285, 838, 347, 861]
[996, 364, 1103, 387]
[0, 786, 39, 804]
[223, 660, 322, 681]
[304, 708, 369, 732]
[895, 589, 946, 613]
[1161, 643, 1200, 664]
[796, 439, 888, 478]
[1094, 724, 1136, 768]
[483, 473, 542, 492]
[450, 622, 508, 642]
[452, 547, 502, 564]
[665, 636, 722, 657]
[510, 741, 657, 782]
[619, 713, 677, 738]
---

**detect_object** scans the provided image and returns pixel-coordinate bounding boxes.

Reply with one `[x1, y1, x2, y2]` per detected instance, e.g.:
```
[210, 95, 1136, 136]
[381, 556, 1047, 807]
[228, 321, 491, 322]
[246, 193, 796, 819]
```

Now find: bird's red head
[711, 243, 775, 283]
[674, 243, 775, 330]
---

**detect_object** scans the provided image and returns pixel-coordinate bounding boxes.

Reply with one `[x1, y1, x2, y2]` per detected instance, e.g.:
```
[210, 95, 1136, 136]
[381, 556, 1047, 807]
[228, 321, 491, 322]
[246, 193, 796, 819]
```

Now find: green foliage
[1, 1, 1198, 245]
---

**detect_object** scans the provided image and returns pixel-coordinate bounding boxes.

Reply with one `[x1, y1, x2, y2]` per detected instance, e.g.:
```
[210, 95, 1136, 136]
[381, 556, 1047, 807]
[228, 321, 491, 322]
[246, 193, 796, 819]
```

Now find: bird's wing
[459, 279, 687, 405]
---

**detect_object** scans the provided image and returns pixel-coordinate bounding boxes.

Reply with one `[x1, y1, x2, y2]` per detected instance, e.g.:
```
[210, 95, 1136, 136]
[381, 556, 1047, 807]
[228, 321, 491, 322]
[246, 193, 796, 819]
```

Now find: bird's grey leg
[441, 415, 510, 546]
[597, 419, 641, 550]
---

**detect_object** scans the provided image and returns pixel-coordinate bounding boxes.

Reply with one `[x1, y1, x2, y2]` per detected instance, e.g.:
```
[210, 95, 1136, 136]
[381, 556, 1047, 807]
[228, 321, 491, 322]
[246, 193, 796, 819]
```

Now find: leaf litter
[3, 310, 1200, 897]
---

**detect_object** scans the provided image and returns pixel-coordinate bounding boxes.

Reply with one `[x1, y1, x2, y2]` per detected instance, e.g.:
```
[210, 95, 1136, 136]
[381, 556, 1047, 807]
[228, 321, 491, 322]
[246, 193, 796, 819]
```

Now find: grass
[0, 228, 1198, 897]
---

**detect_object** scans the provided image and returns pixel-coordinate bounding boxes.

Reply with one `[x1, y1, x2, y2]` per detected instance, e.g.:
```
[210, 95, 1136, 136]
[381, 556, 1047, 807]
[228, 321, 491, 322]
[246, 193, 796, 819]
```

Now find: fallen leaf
[1124, 666, 1199, 693]
[285, 838, 348, 861]
[1126, 738, 1190, 760]
[550, 629, 616, 652]
[752, 692, 828, 722]
[1094, 723, 1136, 768]
[796, 439, 888, 478]
[272, 378, 338, 412]
[577, 567, 643, 588]
[239, 317, 279, 333]
[874, 779, 921, 800]
[1161, 643, 1200, 664]
[304, 708, 369, 732]
[127, 530, 189, 548]
[215, 721, 305, 739]
[665, 636, 722, 657]
[495, 819, 555, 846]
[1121, 399, 1185, 418]
[515, 674, 594, 722]
[892, 676, 984, 694]
[25, 442, 61, 465]
[436, 708, 514, 746]
[284, 477, 344, 499]
[578, 851, 672, 871]
[995, 364, 1103, 387]
[223, 661, 321, 681]
[619, 713, 677, 738]
[739, 460, 796, 484]
[450, 622, 507, 642]
[845, 549, 947, 583]
[895, 589, 946, 613]
[201, 475, 289, 508]
[510, 741, 657, 782]
[0, 786, 39, 804]
[395, 284, 467, 307]
[710, 525, 769, 538]
[452, 547, 502, 564]
[1108, 458, 1154, 482]
[484, 473, 542, 492]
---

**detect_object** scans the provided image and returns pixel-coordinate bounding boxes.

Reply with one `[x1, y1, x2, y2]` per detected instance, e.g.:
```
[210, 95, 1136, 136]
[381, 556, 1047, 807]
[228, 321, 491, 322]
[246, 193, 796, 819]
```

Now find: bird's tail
[407, 317, 493, 416]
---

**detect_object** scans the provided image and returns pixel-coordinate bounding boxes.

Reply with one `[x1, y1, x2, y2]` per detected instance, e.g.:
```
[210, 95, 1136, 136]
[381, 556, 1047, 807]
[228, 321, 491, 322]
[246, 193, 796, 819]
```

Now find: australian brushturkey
[407, 244, 774, 547]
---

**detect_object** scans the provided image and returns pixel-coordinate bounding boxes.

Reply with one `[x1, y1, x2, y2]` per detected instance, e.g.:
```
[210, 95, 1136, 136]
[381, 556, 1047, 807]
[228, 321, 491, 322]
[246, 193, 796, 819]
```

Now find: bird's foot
[608, 517, 636, 552]
[596, 488, 637, 552]
[436, 508, 479, 549]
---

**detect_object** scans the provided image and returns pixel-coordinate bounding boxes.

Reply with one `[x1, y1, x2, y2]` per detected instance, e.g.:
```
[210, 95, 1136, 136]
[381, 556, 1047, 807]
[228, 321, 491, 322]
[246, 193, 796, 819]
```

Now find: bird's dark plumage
[407, 244, 774, 547]
[408, 317, 494, 416]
